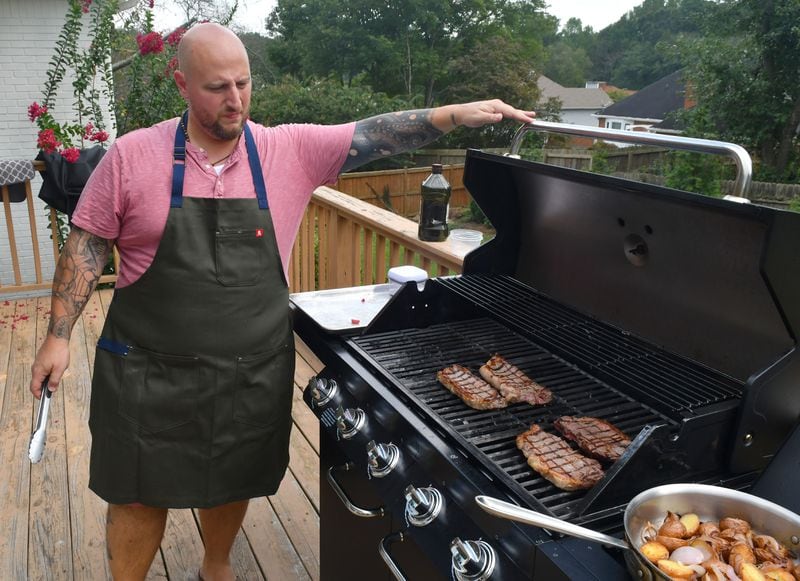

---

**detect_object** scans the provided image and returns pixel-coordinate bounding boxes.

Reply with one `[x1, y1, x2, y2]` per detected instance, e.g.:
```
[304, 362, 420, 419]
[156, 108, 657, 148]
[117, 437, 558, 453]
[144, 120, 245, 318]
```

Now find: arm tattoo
[48, 226, 113, 339]
[342, 109, 443, 172]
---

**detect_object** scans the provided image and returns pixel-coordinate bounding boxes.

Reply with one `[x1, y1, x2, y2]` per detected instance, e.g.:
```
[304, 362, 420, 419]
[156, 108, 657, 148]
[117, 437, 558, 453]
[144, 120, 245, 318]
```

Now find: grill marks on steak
[554, 416, 631, 462]
[437, 364, 508, 410]
[515, 425, 605, 490]
[479, 354, 553, 405]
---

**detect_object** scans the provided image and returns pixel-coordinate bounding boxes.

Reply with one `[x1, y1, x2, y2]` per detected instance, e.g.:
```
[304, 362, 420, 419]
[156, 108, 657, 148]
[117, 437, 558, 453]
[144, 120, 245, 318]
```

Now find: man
[29, 22, 534, 581]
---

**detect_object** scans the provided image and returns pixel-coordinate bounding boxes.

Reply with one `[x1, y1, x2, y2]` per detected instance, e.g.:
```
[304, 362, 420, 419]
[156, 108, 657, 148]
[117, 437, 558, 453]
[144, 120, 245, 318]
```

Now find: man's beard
[203, 109, 248, 141]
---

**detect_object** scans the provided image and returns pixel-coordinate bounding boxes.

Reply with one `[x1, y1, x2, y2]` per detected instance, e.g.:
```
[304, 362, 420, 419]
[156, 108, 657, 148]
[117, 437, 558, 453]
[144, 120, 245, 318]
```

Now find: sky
[155, 0, 646, 35]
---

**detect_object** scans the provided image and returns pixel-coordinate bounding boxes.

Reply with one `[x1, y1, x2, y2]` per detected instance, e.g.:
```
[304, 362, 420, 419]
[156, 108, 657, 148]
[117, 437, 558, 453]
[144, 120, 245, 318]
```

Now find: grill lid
[459, 148, 800, 471]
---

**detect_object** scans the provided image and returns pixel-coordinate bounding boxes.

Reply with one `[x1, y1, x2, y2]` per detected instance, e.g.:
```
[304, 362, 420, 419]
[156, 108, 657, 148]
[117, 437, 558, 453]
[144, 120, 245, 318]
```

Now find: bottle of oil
[418, 164, 451, 242]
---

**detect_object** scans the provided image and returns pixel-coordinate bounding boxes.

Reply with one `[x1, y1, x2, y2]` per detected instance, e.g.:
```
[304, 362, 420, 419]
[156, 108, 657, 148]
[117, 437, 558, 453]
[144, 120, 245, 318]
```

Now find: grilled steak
[479, 354, 553, 406]
[554, 416, 631, 462]
[515, 424, 605, 490]
[437, 364, 508, 410]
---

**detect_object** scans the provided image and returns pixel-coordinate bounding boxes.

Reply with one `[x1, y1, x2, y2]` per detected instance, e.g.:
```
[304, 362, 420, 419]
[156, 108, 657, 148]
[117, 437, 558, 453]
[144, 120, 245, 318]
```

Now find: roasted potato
[657, 559, 696, 578]
[741, 562, 767, 581]
[679, 513, 700, 537]
[640, 541, 669, 564]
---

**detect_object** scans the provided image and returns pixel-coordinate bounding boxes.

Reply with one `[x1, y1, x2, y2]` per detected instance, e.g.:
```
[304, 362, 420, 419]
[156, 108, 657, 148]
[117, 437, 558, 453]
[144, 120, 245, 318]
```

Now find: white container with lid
[388, 265, 428, 287]
[449, 229, 483, 256]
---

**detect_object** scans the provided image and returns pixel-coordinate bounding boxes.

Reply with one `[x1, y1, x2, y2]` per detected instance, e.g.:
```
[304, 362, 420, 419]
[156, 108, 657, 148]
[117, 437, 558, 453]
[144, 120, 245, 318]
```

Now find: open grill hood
[458, 148, 800, 474]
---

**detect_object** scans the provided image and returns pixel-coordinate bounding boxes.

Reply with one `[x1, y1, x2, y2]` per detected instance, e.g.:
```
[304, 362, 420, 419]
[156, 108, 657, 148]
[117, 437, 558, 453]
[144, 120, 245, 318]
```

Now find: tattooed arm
[30, 226, 113, 398]
[342, 99, 535, 172]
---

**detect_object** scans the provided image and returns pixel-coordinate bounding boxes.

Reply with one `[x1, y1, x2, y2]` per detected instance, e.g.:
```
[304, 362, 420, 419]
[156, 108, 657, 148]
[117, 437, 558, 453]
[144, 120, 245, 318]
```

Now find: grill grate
[352, 317, 674, 519]
[438, 276, 744, 413]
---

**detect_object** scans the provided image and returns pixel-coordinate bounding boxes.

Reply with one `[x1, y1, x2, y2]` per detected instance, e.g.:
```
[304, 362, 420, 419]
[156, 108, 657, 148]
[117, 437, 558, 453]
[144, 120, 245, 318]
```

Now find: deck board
[0, 290, 323, 580]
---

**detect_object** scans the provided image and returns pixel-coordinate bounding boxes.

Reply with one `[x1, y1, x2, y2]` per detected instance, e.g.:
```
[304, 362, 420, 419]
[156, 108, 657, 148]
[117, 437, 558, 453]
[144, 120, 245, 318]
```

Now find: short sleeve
[71, 143, 123, 241]
[287, 122, 355, 186]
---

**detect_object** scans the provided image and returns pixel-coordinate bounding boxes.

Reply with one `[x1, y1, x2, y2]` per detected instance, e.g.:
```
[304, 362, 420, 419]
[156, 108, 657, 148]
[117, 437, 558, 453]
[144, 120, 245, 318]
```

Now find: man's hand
[440, 99, 536, 130]
[30, 335, 70, 399]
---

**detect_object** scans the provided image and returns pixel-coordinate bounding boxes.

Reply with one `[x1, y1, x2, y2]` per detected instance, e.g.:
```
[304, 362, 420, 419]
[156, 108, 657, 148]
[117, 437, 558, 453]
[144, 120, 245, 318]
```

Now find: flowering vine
[28, 0, 117, 161]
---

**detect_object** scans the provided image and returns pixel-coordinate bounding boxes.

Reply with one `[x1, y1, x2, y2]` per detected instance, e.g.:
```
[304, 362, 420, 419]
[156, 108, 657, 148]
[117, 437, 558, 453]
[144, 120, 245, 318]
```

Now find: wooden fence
[289, 186, 463, 293]
[6, 154, 796, 297]
[1, 169, 465, 298]
[333, 164, 469, 217]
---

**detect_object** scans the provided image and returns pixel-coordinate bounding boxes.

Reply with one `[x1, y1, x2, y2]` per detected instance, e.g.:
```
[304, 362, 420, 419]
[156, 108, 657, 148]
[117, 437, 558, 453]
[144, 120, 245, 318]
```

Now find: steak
[479, 354, 553, 406]
[437, 364, 508, 410]
[515, 424, 605, 490]
[553, 416, 631, 462]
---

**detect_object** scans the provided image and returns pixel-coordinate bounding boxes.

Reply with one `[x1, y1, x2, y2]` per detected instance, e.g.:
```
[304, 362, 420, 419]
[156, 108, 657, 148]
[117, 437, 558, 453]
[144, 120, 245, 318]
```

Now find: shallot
[670, 545, 706, 566]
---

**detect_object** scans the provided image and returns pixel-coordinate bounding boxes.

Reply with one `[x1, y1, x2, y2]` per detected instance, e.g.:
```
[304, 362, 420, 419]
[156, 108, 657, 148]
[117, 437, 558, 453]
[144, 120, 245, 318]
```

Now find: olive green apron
[88, 114, 295, 508]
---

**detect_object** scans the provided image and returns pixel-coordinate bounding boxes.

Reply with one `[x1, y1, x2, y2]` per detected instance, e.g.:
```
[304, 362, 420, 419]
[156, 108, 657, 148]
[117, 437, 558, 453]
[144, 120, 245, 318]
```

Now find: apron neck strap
[170, 111, 269, 210]
[170, 110, 188, 208]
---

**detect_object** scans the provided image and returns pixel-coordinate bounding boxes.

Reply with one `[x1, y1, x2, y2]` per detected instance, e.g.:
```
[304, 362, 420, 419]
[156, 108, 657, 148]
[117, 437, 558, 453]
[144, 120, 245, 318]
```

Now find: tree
[266, 0, 552, 106]
[680, 0, 800, 180]
[589, 0, 713, 88]
[544, 42, 592, 87]
[443, 34, 542, 148]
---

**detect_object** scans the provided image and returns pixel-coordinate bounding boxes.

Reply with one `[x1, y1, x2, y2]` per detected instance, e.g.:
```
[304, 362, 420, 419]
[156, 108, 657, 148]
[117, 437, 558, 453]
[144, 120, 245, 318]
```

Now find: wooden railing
[2, 171, 464, 297]
[289, 186, 464, 292]
[1, 164, 119, 296]
[333, 164, 468, 217]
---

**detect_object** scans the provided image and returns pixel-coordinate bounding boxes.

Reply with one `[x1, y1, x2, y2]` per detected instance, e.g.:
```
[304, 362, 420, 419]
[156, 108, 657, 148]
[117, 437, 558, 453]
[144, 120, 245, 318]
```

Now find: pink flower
[37, 129, 61, 154]
[162, 56, 179, 78]
[81, 0, 92, 13]
[83, 122, 94, 139]
[61, 147, 81, 163]
[166, 27, 185, 47]
[90, 130, 109, 143]
[27, 102, 48, 122]
[148, 0, 155, 8]
[136, 31, 164, 56]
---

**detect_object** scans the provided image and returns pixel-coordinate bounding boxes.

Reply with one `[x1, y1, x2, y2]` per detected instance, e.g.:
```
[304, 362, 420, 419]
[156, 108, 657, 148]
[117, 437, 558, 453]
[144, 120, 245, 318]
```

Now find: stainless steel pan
[477, 483, 800, 580]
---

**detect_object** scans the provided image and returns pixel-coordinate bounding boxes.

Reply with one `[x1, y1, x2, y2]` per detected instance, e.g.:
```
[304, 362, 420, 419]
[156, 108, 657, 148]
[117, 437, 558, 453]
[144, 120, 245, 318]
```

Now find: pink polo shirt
[72, 118, 355, 287]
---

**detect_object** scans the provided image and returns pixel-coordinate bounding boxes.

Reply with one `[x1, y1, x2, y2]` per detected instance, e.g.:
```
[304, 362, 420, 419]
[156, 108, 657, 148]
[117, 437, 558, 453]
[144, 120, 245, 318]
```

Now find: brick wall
[0, 0, 115, 288]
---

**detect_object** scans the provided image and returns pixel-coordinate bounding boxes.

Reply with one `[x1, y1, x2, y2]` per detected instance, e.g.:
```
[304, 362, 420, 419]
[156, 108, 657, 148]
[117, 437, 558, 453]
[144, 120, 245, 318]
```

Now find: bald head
[177, 23, 249, 80]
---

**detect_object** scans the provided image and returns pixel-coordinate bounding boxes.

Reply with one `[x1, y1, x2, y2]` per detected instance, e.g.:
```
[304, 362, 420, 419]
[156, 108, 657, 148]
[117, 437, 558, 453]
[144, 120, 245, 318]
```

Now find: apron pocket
[118, 347, 200, 434]
[233, 342, 294, 429]
[215, 229, 267, 287]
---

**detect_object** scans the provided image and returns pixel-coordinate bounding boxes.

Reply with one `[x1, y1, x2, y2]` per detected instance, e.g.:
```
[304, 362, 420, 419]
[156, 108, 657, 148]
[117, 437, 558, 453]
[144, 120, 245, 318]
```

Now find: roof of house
[537, 75, 614, 110]
[599, 70, 687, 122]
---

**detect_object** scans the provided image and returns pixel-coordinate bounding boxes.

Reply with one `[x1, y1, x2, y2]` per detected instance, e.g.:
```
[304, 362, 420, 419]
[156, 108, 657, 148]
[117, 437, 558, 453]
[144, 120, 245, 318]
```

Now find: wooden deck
[0, 288, 324, 580]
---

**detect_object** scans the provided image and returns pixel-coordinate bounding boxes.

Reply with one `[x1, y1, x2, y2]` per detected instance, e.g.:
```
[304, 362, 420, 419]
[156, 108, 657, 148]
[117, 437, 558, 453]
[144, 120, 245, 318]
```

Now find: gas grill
[292, 122, 800, 580]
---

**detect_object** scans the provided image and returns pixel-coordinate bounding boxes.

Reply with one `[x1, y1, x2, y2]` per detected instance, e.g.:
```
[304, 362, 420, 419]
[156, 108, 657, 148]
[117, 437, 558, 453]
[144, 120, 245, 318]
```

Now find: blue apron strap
[243, 123, 268, 210]
[170, 111, 188, 208]
[97, 337, 130, 356]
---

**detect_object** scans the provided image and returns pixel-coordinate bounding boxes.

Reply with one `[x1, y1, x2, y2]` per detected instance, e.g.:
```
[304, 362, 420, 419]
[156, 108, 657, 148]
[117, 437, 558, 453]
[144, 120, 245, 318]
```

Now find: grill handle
[508, 119, 753, 198]
[378, 532, 407, 581]
[326, 463, 385, 518]
[475, 495, 630, 551]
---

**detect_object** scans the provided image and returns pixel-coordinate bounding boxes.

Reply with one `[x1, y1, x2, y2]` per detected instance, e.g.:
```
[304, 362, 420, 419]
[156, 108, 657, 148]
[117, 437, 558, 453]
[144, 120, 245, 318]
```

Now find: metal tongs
[29, 378, 52, 464]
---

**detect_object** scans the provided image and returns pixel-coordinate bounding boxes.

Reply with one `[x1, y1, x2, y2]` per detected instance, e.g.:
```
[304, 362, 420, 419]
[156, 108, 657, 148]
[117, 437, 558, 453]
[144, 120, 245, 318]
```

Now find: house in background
[595, 70, 693, 135]
[0, 0, 115, 291]
[537, 75, 614, 127]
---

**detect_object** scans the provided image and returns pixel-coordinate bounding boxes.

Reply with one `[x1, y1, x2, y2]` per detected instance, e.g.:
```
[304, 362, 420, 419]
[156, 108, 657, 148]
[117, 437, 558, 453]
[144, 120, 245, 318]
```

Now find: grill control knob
[450, 538, 497, 581]
[366, 440, 400, 478]
[404, 484, 443, 527]
[335, 405, 366, 439]
[307, 376, 338, 407]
